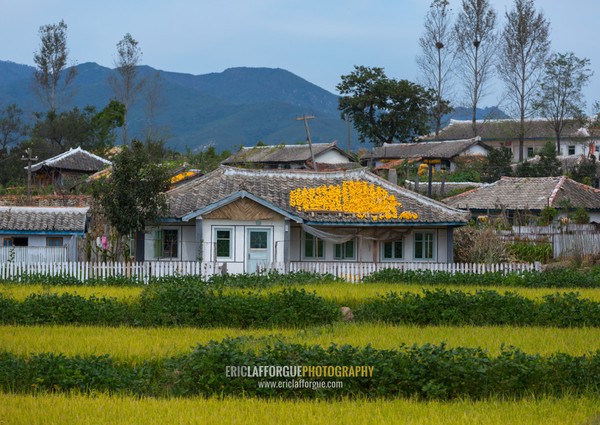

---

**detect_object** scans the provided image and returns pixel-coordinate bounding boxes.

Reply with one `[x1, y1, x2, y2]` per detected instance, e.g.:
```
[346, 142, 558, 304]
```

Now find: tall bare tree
[497, 0, 550, 162]
[453, 0, 497, 137]
[33, 20, 77, 113]
[109, 33, 144, 144]
[533, 52, 592, 152]
[416, 0, 455, 137]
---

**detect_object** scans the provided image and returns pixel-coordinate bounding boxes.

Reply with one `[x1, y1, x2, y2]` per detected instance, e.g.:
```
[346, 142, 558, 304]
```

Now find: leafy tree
[533, 52, 593, 152]
[30, 102, 124, 152]
[481, 146, 513, 182]
[515, 141, 561, 177]
[109, 33, 145, 144]
[185, 145, 231, 174]
[497, 0, 550, 162]
[416, 0, 455, 137]
[337, 66, 435, 147]
[33, 20, 77, 113]
[91, 140, 170, 255]
[570, 155, 597, 186]
[0, 104, 27, 153]
[454, 0, 497, 136]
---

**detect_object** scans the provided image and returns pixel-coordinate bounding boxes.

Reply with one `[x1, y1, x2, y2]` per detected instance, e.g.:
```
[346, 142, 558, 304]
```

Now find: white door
[246, 228, 271, 273]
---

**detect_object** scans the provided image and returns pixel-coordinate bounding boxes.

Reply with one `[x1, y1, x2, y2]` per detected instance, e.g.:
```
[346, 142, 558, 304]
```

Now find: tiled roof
[166, 166, 469, 225]
[222, 142, 352, 164]
[443, 176, 600, 211]
[422, 119, 591, 141]
[29, 147, 111, 173]
[0, 206, 89, 232]
[362, 137, 487, 161]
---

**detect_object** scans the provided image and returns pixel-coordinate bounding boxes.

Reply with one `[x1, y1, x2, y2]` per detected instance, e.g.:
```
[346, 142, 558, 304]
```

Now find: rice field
[1, 323, 598, 360]
[1, 280, 599, 423]
[2, 282, 600, 304]
[0, 393, 598, 425]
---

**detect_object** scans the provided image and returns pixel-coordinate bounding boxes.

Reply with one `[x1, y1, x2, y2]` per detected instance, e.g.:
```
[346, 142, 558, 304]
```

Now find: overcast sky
[3, 0, 599, 111]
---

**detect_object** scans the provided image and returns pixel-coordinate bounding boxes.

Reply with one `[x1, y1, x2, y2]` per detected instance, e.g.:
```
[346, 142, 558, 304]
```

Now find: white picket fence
[0, 260, 539, 284]
[268, 261, 541, 283]
[0, 261, 224, 283]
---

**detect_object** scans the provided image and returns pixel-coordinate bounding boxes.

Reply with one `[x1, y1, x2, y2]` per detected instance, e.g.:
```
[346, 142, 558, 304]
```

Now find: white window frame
[381, 239, 403, 261]
[302, 231, 325, 260]
[214, 227, 234, 261]
[334, 239, 356, 261]
[413, 232, 435, 261]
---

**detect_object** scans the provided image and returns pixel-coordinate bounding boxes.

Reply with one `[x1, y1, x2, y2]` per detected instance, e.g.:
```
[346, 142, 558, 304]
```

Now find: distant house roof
[29, 147, 111, 173]
[165, 166, 468, 226]
[0, 206, 89, 233]
[362, 137, 488, 162]
[443, 176, 600, 211]
[222, 142, 354, 166]
[422, 119, 591, 142]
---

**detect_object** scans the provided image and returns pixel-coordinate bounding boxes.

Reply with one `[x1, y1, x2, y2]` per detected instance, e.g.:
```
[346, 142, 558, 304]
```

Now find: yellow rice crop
[0, 393, 598, 425]
[0, 284, 142, 301]
[1, 323, 598, 360]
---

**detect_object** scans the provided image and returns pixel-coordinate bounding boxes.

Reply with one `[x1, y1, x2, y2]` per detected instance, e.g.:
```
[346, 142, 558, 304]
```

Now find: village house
[221, 142, 358, 170]
[443, 176, 600, 225]
[143, 166, 469, 273]
[422, 119, 598, 162]
[29, 147, 111, 189]
[0, 206, 89, 262]
[360, 137, 490, 173]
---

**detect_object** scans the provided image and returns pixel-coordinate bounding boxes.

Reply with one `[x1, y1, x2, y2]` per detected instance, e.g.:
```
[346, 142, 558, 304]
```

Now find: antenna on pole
[296, 115, 316, 170]
[21, 148, 38, 206]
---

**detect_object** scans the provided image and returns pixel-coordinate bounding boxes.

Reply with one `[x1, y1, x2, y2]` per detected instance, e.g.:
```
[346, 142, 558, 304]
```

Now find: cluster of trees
[340, 0, 594, 165]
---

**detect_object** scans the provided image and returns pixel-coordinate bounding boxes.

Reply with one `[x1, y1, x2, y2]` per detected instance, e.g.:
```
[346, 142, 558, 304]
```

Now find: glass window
[568, 145, 576, 155]
[46, 237, 63, 247]
[2, 238, 13, 247]
[527, 147, 534, 158]
[216, 229, 232, 258]
[414, 233, 434, 260]
[162, 229, 178, 258]
[335, 239, 355, 260]
[304, 232, 324, 259]
[382, 240, 403, 260]
[249, 230, 268, 249]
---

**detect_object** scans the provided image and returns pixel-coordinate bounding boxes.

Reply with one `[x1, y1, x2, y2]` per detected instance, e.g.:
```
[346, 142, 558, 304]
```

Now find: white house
[144, 166, 469, 273]
[0, 206, 88, 262]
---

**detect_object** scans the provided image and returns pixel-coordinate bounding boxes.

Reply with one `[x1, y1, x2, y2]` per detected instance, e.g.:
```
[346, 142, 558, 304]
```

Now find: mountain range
[0, 60, 507, 152]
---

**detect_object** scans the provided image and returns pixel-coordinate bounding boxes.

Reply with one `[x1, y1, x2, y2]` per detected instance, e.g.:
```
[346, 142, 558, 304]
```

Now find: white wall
[315, 150, 351, 164]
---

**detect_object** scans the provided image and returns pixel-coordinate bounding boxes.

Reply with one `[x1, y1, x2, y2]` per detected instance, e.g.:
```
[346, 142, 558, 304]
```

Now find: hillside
[0, 60, 507, 152]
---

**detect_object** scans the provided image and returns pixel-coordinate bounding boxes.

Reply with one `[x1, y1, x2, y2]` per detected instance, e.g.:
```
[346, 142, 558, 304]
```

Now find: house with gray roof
[443, 176, 600, 224]
[361, 137, 489, 172]
[144, 166, 469, 272]
[222, 142, 357, 170]
[0, 206, 89, 262]
[29, 147, 111, 188]
[422, 119, 597, 162]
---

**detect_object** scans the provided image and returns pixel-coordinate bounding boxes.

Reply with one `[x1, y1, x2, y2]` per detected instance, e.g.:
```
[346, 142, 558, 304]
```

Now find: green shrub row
[508, 242, 553, 263]
[0, 270, 342, 288]
[362, 267, 600, 288]
[0, 340, 598, 399]
[0, 284, 340, 328]
[1, 285, 599, 328]
[357, 289, 600, 327]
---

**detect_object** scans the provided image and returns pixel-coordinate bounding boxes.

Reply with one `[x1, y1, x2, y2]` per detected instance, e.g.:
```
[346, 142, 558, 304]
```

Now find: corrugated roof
[166, 166, 468, 225]
[362, 137, 487, 161]
[29, 147, 111, 173]
[222, 142, 352, 164]
[0, 206, 89, 232]
[443, 176, 600, 211]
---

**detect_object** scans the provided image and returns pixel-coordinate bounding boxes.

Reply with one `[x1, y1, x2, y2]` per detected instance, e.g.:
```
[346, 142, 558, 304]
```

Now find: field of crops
[1, 272, 599, 424]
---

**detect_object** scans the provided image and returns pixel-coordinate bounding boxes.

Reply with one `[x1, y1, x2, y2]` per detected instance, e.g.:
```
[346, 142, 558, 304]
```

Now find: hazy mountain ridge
[0, 60, 507, 152]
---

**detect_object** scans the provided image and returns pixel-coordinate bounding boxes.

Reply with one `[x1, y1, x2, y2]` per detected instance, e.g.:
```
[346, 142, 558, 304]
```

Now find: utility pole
[296, 115, 316, 170]
[21, 148, 38, 206]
